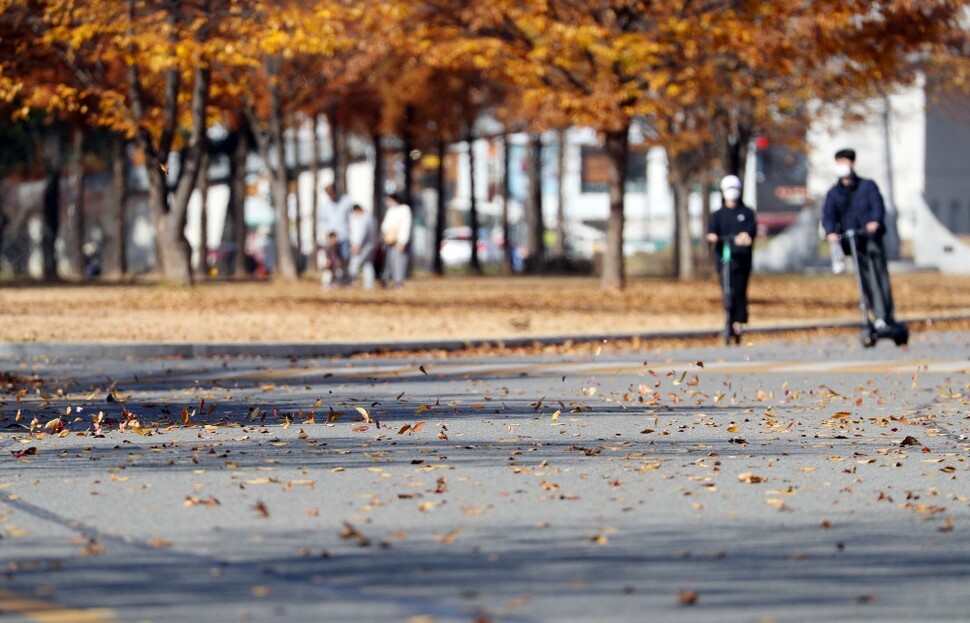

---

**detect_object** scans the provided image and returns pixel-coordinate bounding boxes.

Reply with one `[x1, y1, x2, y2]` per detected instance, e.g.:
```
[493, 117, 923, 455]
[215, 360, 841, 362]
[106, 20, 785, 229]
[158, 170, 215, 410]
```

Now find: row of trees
[2, 0, 968, 288]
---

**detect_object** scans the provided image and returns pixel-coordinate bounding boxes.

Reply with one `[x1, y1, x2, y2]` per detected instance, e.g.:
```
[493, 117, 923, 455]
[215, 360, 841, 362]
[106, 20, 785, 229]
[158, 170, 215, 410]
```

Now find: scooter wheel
[893, 327, 909, 346]
[861, 331, 876, 348]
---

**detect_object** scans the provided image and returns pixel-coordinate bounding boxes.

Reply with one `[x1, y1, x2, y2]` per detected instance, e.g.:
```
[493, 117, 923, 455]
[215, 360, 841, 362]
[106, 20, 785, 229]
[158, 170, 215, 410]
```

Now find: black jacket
[707, 203, 757, 258]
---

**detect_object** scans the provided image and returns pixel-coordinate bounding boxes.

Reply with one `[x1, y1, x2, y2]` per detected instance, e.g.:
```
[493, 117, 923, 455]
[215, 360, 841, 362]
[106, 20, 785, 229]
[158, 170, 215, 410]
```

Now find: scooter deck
[861, 321, 909, 348]
[842, 230, 908, 349]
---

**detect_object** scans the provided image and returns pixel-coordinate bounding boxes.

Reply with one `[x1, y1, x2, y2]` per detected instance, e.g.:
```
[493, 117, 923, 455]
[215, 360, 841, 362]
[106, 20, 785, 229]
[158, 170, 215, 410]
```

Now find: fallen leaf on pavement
[678, 590, 698, 606]
[738, 473, 766, 484]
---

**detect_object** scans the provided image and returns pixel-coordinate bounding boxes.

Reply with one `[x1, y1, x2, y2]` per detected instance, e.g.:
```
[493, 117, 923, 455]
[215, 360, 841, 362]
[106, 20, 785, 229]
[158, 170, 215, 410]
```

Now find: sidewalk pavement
[2, 325, 968, 623]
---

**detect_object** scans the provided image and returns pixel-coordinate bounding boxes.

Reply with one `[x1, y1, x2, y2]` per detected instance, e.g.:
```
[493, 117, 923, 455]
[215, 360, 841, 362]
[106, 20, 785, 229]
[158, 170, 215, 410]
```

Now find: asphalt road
[1, 329, 968, 623]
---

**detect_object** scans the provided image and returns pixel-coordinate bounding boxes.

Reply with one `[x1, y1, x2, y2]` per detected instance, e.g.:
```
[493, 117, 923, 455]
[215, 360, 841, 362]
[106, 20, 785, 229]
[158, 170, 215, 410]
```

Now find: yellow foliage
[1, 0, 965, 170]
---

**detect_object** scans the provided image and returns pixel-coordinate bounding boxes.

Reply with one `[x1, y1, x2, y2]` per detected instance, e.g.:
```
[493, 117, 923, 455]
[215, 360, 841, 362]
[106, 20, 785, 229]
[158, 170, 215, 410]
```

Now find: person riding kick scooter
[706, 174, 757, 344]
[822, 148, 908, 347]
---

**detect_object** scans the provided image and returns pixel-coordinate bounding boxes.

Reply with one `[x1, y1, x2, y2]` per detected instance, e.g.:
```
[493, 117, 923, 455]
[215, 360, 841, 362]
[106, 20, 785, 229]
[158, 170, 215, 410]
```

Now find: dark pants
[846, 237, 895, 323]
[717, 255, 752, 324]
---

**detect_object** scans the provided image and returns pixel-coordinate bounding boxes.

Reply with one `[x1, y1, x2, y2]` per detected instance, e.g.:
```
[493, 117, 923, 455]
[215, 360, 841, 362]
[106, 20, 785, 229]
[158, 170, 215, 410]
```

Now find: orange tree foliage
[649, 0, 969, 277]
[0, 0, 355, 284]
[387, 0, 970, 286]
[3, 0, 968, 285]
[1, 0, 245, 284]
[402, 1, 751, 287]
[222, 1, 358, 280]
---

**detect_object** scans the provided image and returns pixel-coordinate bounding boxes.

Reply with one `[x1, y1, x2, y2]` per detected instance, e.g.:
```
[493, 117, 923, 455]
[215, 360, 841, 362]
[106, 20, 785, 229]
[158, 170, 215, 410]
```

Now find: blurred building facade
[807, 80, 970, 272]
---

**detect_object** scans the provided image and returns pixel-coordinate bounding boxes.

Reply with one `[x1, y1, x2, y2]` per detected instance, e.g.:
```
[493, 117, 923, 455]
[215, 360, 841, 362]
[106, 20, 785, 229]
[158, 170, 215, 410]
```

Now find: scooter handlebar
[708, 234, 753, 244]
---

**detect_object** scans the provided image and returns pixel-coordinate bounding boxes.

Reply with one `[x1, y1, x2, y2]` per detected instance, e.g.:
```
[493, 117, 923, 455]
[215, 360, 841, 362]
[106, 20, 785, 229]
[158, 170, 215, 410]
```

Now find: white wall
[557, 129, 678, 242]
[806, 87, 927, 241]
[913, 197, 970, 273]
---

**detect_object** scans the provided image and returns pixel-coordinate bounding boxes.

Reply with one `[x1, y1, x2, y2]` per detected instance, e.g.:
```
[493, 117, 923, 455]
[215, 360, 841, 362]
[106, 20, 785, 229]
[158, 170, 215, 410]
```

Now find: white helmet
[720, 174, 742, 202]
[720, 174, 742, 192]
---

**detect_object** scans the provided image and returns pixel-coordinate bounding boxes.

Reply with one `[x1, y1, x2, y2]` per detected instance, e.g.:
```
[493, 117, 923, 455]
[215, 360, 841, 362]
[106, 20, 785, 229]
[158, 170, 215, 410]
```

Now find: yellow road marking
[0, 589, 119, 623]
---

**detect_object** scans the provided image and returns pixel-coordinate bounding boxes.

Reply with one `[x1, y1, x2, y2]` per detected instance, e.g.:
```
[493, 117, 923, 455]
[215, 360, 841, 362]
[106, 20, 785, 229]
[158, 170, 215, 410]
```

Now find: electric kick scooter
[713, 236, 742, 345]
[842, 229, 908, 348]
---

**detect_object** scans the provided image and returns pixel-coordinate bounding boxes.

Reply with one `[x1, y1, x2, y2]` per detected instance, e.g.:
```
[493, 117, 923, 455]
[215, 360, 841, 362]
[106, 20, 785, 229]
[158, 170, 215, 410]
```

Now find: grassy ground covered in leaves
[2, 271, 970, 349]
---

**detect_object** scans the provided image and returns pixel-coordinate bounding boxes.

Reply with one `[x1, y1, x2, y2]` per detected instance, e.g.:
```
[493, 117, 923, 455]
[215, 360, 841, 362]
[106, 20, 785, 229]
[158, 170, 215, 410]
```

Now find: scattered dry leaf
[738, 473, 766, 484]
[678, 590, 698, 606]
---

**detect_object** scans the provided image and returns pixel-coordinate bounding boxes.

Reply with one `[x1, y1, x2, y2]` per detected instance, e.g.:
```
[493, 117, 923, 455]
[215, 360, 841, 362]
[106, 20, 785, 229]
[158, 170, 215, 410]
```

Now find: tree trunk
[501, 135, 512, 274]
[330, 108, 347, 196]
[39, 126, 66, 281]
[63, 124, 85, 278]
[138, 65, 209, 286]
[724, 136, 748, 178]
[311, 113, 321, 270]
[881, 93, 901, 259]
[467, 134, 481, 275]
[372, 131, 386, 223]
[672, 178, 694, 280]
[103, 134, 127, 279]
[403, 104, 415, 209]
[194, 149, 210, 279]
[168, 65, 211, 285]
[432, 135, 446, 276]
[41, 166, 60, 281]
[126, 8, 187, 285]
[721, 108, 751, 178]
[554, 128, 567, 266]
[288, 113, 303, 273]
[143, 164, 193, 286]
[526, 133, 545, 274]
[228, 120, 249, 278]
[701, 175, 713, 240]
[267, 76, 298, 280]
[601, 128, 629, 290]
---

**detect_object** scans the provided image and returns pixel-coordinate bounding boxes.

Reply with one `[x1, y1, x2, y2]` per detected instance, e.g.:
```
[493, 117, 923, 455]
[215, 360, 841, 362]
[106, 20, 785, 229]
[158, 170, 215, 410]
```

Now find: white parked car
[439, 226, 501, 267]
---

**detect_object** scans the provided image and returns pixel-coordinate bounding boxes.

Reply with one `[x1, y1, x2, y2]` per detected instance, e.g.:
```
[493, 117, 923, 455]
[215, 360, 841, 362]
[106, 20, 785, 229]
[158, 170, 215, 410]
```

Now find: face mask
[722, 188, 741, 201]
[835, 163, 853, 178]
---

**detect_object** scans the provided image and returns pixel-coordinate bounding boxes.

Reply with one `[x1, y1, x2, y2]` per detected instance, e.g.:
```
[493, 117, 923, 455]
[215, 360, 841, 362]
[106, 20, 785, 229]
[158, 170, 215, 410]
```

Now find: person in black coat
[822, 148, 895, 329]
[706, 174, 758, 338]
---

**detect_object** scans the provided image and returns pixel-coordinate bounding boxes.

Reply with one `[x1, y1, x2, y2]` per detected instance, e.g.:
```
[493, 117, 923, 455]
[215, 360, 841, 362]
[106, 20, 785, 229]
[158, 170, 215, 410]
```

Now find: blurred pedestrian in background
[320, 230, 346, 290]
[348, 204, 376, 290]
[320, 184, 353, 263]
[380, 192, 412, 290]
